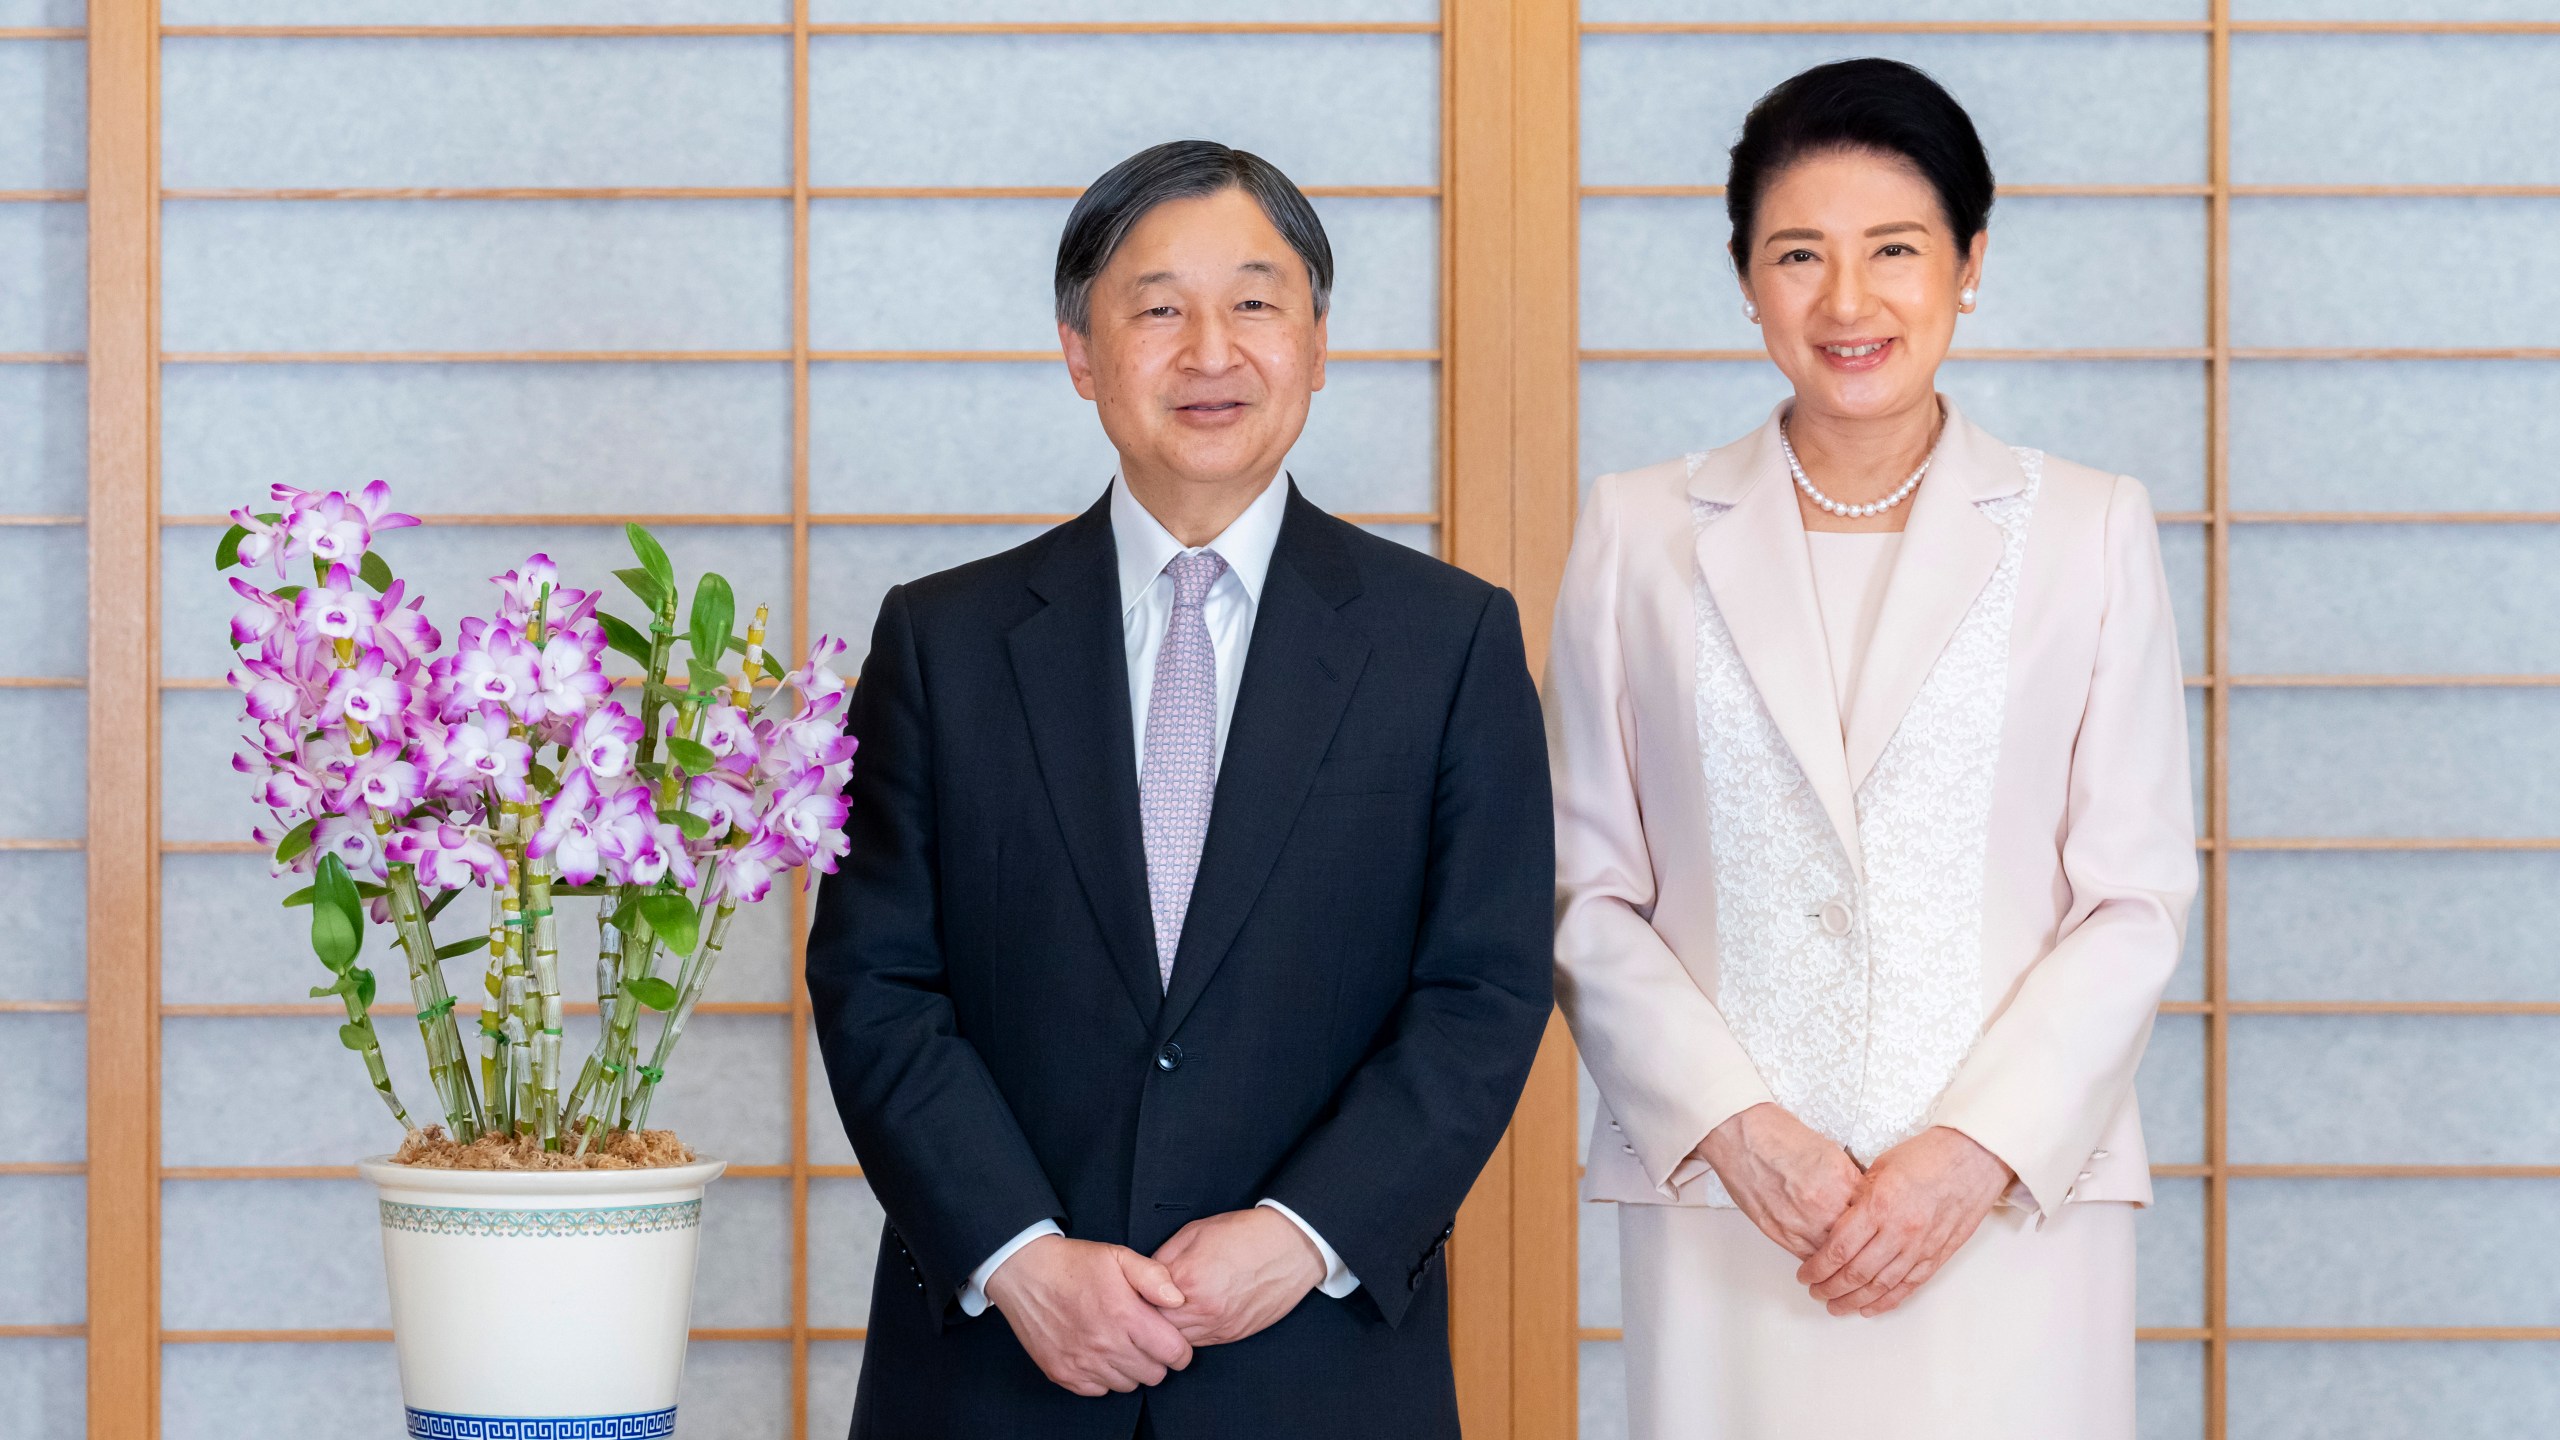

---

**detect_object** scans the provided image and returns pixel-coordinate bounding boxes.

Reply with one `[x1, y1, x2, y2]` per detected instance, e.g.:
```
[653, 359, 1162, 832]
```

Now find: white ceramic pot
[358, 1155, 727, 1439]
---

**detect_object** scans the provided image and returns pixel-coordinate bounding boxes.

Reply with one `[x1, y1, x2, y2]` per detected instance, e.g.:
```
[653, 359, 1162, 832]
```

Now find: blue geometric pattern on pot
[379, 1200, 700, 1238]
[404, 1407, 678, 1438]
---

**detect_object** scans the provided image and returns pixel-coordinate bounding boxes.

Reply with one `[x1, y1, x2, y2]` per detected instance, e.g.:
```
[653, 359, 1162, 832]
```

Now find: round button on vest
[1817, 899, 1853, 937]
[1155, 1042, 1184, 1073]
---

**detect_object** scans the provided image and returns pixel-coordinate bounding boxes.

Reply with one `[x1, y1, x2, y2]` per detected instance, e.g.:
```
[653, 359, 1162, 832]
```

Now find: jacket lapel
[1156, 488, 1369, 1039]
[1690, 415, 1864, 874]
[1006, 495, 1164, 1029]
[1842, 401, 2024, 792]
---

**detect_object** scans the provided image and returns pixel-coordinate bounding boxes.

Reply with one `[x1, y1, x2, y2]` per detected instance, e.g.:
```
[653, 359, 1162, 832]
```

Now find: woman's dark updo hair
[1725, 58, 1995, 272]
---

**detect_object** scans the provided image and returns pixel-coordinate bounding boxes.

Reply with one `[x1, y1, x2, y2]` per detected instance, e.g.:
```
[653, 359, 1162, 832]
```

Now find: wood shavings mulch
[390, 1126, 696, 1170]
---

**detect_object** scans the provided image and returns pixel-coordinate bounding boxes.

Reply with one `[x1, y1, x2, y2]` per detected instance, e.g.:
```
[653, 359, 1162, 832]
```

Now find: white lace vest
[1686, 451, 2042, 1206]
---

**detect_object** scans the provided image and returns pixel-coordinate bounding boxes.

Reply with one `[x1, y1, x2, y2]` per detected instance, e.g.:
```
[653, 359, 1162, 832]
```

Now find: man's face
[1061, 187, 1328, 493]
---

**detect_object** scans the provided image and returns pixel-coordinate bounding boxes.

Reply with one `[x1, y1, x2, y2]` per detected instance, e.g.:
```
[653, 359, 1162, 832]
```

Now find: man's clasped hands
[982, 1206, 1326, 1397]
[1696, 1102, 2015, 1319]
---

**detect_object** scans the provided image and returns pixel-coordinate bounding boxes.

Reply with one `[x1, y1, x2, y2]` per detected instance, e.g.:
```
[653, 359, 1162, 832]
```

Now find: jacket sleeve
[1929, 475, 2200, 1214]
[805, 584, 1064, 1321]
[1546, 474, 1778, 1194]
[1257, 588, 1556, 1328]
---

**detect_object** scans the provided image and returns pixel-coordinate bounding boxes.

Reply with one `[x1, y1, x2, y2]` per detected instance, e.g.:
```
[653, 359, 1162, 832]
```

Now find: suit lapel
[1005, 496, 1163, 1028]
[1842, 404, 2023, 792]
[1690, 420, 1864, 874]
[1156, 490, 1369, 1039]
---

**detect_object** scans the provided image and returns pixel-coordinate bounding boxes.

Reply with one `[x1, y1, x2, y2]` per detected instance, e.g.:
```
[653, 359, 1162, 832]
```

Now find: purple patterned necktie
[1140, 549, 1228, 990]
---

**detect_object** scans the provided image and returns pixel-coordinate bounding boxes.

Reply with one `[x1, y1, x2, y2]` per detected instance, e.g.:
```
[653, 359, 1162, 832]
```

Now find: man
[806, 140, 1553, 1438]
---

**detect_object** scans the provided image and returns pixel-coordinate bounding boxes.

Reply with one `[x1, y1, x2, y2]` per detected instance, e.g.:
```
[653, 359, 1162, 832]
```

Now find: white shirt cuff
[958, 1219, 1062, 1317]
[1257, 1198, 1360, 1299]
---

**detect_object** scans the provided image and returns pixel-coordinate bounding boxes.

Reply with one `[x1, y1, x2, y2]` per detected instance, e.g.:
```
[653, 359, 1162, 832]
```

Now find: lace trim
[1685, 453, 2042, 1204]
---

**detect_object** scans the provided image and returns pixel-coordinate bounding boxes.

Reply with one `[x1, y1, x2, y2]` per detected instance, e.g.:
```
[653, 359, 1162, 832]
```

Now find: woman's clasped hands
[1695, 1103, 2015, 1319]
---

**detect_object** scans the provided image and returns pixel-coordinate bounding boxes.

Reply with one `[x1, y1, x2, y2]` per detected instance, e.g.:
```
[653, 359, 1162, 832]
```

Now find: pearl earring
[1959, 286, 1977, 309]
[1743, 300, 1759, 323]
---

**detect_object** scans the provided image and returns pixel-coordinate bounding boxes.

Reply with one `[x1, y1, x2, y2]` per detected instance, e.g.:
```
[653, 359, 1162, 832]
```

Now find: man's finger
[1118, 1249, 1188, 1310]
[1130, 1306, 1197, 1370]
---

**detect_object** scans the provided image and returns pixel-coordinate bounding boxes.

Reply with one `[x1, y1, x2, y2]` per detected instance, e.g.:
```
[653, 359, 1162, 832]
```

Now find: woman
[1549, 59, 2196, 1439]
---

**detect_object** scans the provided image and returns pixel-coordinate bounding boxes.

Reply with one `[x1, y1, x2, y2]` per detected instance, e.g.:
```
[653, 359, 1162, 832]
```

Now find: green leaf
[626, 523, 676, 591]
[666, 810, 711, 840]
[760, 651, 788, 682]
[435, 935, 490, 960]
[636, 892, 699, 958]
[634, 760, 667, 784]
[641, 682, 688, 709]
[683, 658, 729, 698]
[215, 524, 250, 571]
[597, 611, 652, 667]
[339, 1021, 373, 1051]
[664, 737, 717, 775]
[282, 885, 315, 908]
[270, 583, 305, 602]
[528, 762, 559, 795]
[310, 853, 365, 972]
[357, 550, 394, 593]
[273, 816, 318, 864]
[625, 976, 680, 1012]
[724, 633, 750, 656]
[609, 895, 646, 934]
[423, 887, 460, 923]
[614, 567, 669, 613]
[687, 572, 734, 671]
[354, 968, 378, 1010]
[308, 973, 353, 999]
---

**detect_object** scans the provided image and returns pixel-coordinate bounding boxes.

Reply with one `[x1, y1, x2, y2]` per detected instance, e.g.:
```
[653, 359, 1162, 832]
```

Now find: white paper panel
[0, 524, 84, 676]
[805, 523, 1048, 674]
[0, 2, 80, 28]
[0, 364, 86, 515]
[1583, 34, 2206, 187]
[0, 851, 83, 1001]
[160, 520, 795, 691]
[2229, 1015, 2560, 1165]
[2229, 1178, 2560, 1326]
[2229, 1342, 2560, 1438]
[817, 0, 1433, 15]
[165, 0, 780, 17]
[808, 360, 1436, 517]
[808, 1341, 866, 1439]
[2139, 1177, 2206, 1330]
[1576, 359, 2209, 514]
[2165, 868, 2206, 1003]
[810, 195, 1435, 353]
[0, 202, 84, 353]
[693, 1175, 790, 1329]
[1581, 1338, 1626, 1440]
[0, 1175, 82, 1324]
[2230, 359, 2560, 514]
[1589, 0, 2200, 15]
[161, 200, 792, 352]
[163, 1178, 387, 1329]
[2137, 1013, 2206, 1168]
[0, 1014, 83, 1160]
[1578, 1197, 1618, 1328]
[163, 38, 790, 188]
[2157, 521, 2206, 680]
[0, 39, 82, 190]
[0, 1336, 82, 1440]
[677, 1341, 791, 1440]
[810, 34, 1437, 187]
[160, 1342, 403, 1440]
[2140, 1342, 2205, 1440]
[806, 1175, 886, 1330]
[2227, 851, 2560, 1002]
[2233, 37, 2560, 185]
[2230, 525, 2560, 675]
[1581, 196, 2206, 351]
[2228, 688, 2560, 839]
[163, 363, 794, 520]
[2229, 0, 2560, 23]
[0, 690, 82, 839]
[2230, 198, 2560, 349]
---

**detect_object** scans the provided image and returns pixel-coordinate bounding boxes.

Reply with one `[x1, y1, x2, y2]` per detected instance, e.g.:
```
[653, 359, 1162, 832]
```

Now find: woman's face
[1736, 148, 1985, 424]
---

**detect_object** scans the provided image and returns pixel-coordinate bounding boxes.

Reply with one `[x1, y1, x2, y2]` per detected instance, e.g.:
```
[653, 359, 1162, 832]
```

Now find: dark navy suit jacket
[807, 484, 1553, 1439]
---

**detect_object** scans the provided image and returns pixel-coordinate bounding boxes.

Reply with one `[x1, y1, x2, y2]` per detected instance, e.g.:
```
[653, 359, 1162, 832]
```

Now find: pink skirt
[1617, 1199, 2135, 1440]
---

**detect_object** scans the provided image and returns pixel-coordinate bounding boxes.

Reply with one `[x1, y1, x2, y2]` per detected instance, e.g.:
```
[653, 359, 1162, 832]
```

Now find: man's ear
[1309, 311, 1328, 395]
[1060, 320, 1101, 402]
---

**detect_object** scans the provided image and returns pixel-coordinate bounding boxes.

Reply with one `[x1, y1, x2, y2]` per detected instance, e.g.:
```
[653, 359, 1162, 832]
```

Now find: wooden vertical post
[86, 2, 160, 1436]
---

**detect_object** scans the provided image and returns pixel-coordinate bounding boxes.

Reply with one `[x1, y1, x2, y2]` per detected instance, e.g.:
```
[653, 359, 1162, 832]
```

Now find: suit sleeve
[1546, 475, 1777, 1192]
[1257, 587, 1555, 1328]
[1929, 475, 2200, 1214]
[805, 584, 1064, 1319]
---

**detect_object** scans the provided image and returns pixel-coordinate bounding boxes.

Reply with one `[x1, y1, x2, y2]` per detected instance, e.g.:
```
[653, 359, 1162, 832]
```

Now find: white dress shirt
[957, 468, 1359, 1316]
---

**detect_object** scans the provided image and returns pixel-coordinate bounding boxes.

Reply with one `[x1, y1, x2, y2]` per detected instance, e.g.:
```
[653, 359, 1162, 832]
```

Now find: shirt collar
[1110, 466, 1291, 620]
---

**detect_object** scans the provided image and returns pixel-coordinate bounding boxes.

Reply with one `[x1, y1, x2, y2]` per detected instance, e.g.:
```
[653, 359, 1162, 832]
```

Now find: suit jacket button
[1156, 1042, 1184, 1073]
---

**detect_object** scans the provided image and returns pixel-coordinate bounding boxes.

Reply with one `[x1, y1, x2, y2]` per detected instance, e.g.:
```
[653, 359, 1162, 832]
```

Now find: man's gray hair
[1053, 140, 1334, 335]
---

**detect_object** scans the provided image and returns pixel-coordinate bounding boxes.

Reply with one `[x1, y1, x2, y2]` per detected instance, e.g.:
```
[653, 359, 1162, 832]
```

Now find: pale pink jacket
[1549, 398, 2198, 1215]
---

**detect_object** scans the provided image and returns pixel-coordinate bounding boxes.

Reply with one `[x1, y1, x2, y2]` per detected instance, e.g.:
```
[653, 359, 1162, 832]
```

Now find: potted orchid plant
[216, 481, 853, 1435]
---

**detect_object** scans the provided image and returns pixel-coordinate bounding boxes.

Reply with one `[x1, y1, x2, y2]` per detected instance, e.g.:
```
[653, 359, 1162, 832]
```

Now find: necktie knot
[1165, 549, 1227, 609]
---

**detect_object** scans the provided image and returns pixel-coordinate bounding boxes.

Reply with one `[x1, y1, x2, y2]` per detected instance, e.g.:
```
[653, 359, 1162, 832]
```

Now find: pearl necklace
[1779, 417, 1937, 519]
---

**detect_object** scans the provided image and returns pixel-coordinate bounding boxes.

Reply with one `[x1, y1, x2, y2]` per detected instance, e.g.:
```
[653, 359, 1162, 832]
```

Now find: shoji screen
[141, 4, 1441, 1438]
[1566, 5, 2556, 1440]
[0, 7, 88, 1440]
